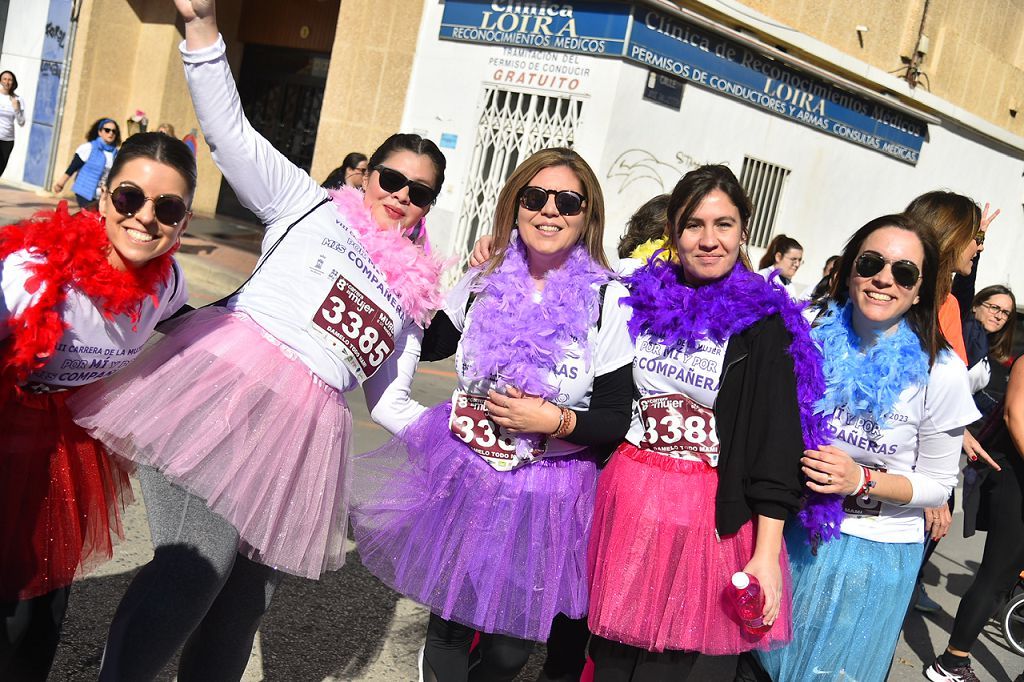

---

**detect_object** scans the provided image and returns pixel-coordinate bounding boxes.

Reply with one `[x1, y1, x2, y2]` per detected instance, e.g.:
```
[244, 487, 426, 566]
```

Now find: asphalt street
[0, 182, 1020, 681]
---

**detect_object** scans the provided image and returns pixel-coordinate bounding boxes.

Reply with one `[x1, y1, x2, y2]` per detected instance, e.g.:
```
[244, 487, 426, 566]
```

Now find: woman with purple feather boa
[756, 215, 979, 682]
[585, 165, 827, 681]
[349, 148, 635, 681]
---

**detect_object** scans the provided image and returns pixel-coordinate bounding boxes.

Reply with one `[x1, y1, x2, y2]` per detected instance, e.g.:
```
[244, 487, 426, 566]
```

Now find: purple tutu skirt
[588, 443, 793, 654]
[69, 307, 352, 579]
[350, 403, 598, 641]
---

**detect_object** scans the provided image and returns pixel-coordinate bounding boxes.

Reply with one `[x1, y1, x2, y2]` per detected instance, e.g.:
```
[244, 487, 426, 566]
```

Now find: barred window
[738, 156, 791, 249]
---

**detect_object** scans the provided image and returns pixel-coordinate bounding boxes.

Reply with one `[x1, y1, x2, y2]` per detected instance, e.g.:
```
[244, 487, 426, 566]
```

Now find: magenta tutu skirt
[69, 307, 352, 579]
[350, 403, 598, 641]
[587, 443, 793, 654]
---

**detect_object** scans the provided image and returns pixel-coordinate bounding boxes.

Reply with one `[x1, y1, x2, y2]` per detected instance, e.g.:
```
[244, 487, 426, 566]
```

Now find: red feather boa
[0, 202, 175, 396]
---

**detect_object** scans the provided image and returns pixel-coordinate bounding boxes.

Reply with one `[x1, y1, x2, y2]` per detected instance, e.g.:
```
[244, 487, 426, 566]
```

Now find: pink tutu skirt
[350, 403, 598, 641]
[69, 307, 352, 579]
[587, 443, 792, 654]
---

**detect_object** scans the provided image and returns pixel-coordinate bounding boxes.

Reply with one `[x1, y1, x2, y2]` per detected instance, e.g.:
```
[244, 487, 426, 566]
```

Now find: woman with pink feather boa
[67, 1, 448, 679]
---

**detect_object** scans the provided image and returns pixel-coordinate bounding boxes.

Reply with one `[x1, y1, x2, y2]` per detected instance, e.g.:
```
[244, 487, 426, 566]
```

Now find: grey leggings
[99, 466, 281, 682]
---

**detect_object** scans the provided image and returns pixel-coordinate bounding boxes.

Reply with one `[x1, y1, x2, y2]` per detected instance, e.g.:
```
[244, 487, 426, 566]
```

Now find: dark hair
[106, 132, 198, 201]
[367, 133, 446, 195]
[823, 254, 841, 274]
[86, 117, 122, 146]
[829, 214, 946, 365]
[905, 191, 981, 302]
[666, 164, 753, 271]
[342, 151, 368, 172]
[617, 194, 670, 259]
[973, 285, 1017, 363]
[758, 233, 803, 269]
[0, 70, 17, 96]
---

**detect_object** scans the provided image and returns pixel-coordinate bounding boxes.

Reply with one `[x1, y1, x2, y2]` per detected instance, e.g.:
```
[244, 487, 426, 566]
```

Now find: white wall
[0, 0, 48, 184]
[405, 1, 1024, 295]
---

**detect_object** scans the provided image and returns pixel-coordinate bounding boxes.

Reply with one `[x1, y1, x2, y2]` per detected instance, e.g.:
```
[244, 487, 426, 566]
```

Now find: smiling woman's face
[847, 226, 924, 336]
[361, 150, 437, 231]
[675, 189, 743, 285]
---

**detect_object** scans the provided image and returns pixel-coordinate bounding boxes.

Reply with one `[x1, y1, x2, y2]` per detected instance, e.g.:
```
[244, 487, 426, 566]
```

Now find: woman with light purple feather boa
[349, 148, 636, 682]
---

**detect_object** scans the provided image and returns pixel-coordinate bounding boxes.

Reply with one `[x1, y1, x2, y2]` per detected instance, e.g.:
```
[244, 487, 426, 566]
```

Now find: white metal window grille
[738, 156, 791, 249]
[451, 87, 583, 269]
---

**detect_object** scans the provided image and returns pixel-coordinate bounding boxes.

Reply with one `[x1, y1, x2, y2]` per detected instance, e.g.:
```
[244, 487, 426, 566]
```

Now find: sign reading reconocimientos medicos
[438, 1, 928, 164]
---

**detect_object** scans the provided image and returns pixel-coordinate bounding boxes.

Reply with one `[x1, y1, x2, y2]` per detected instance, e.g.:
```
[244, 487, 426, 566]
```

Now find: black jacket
[714, 314, 807, 535]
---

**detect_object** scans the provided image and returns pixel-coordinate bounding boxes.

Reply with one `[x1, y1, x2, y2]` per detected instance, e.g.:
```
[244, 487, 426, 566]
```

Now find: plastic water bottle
[730, 571, 772, 634]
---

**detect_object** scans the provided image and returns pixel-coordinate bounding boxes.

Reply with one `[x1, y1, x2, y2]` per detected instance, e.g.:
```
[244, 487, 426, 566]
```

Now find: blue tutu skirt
[349, 403, 598, 641]
[756, 523, 923, 682]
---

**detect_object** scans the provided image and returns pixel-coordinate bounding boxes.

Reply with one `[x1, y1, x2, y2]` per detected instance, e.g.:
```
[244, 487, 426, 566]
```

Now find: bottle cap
[731, 571, 750, 589]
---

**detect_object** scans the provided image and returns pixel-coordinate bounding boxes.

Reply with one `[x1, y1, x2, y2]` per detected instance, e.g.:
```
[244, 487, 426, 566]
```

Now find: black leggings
[588, 634, 737, 682]
[0, 139, 13, 176]
[422, 612, 534, 682]
[949, 455, 1024, 652]
[0, 586, 72, 681]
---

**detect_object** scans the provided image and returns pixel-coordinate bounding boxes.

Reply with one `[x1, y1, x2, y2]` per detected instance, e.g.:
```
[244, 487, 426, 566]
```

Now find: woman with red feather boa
[0, 132, 194, 679]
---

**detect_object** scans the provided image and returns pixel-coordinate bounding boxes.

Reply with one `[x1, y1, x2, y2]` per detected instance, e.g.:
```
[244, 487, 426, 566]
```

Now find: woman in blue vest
[52, 118, 121, 207]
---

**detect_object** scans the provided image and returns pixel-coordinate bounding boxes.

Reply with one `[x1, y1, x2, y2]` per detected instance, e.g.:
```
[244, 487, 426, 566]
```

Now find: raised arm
[175, 0, 324, 226]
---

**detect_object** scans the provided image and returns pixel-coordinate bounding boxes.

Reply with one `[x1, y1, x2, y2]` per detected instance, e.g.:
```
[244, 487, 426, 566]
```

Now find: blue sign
[440, 132, 458, 149]
[627, 8, 926, 164]
[440, 0, 630, 56]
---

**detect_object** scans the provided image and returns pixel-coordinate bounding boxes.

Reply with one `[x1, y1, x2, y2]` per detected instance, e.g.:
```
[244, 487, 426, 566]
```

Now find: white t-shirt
[445, 271, 634, 461]
[0, 251, 188, 386]
[834, 350, 980, 543]
[181, 36, 428, 436]
[757, 266, 800, 300]
[0, 94, 25, 142]
[626, 333, 728, 466]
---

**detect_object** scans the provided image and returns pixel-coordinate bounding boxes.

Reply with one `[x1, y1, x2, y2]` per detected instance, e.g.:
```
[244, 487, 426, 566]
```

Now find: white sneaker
[926, 657, 981, 682]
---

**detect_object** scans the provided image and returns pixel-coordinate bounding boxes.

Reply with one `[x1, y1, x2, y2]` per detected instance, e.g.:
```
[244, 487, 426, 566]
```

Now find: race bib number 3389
[310, 274, 396, 382]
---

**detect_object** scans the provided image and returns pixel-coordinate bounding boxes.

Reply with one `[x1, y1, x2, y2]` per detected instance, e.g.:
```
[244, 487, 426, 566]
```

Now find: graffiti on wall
[606, 149, 706, 194]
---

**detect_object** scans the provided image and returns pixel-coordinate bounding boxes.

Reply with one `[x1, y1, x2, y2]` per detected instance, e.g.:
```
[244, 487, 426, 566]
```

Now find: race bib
[310, 274, 397, 382]
[449, 391, 547, 472]
[638, 392, 720, 463]
[842, 464, 887, 517]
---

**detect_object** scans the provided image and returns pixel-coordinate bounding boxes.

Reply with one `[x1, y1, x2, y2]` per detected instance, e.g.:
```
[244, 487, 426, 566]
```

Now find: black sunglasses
[374, 166, 437, 208]
[100, 127, 117, 134]
[854, 251, 921, 289]
[518, 186, 586, 216]
[110, 184, 191, 226]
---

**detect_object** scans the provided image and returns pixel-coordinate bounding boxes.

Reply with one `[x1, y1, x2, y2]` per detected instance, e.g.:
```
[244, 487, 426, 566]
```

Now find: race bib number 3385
[638, 392, 719, 462]
[310, 274, 396, 382]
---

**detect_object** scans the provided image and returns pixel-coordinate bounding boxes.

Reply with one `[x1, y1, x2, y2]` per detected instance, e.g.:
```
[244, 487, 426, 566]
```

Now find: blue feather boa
[811, 302, 930, 426]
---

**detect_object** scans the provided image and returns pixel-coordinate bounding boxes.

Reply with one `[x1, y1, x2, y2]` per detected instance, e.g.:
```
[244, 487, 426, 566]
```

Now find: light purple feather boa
[623, 259, 844, 547]
[461, 239, 610, 401]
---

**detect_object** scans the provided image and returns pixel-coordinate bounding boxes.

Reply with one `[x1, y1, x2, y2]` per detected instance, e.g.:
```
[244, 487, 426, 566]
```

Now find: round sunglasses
[854, 251, 921, 289]
[518, 186, 586, 216]
[109, 184, 191, 226]
[374, 166, 437, 208]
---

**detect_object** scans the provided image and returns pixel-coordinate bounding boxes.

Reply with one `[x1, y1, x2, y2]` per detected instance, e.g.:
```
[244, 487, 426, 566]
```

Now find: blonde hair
[484, 148, 608, 274]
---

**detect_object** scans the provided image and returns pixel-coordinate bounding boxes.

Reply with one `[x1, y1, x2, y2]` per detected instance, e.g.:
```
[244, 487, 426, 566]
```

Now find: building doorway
[215, 43, 331, 223]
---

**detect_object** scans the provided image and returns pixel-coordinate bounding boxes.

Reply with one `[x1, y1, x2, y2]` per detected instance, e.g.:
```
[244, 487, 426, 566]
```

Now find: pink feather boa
[328, 186, 446, 327]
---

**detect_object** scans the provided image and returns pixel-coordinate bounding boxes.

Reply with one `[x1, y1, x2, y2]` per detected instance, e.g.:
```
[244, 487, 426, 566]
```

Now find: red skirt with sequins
[0, 388, 132, 601]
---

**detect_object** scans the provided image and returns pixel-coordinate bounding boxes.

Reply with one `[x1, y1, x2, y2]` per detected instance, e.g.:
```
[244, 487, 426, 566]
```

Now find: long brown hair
[973, 285, 1017, 363]
[829, 214, 947, 365]
[484, 147, 607, 273]
[904, 191, 980, 302]
[758, 233, 803, 269]
[665, 164, 753, 271]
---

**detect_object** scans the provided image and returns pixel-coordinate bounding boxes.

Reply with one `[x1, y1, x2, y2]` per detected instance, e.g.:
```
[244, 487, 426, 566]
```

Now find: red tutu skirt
[587, 443, 792, 654]
[0, 388, 132, 601]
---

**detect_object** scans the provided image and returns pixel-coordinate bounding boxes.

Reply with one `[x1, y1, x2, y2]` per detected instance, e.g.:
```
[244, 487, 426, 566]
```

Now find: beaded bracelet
[857, 466, 876, 500]
[553, 406, 573, 439]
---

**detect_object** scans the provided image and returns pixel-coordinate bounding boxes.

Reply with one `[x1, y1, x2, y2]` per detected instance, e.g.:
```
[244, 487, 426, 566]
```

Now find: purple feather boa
[461, 238, 610, 401]
[623, 259, 844, 547]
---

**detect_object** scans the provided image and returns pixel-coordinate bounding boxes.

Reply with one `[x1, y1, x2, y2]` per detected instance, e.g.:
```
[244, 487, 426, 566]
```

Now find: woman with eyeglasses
[69, 1, 447, 679]
[756, 233, 803, 299]
[322, 151, 369, 190]
[756, 214, 979, 682]
[350, 147, 634, 682]
[925, 283, 1021, 682]
[52, 118, 122, 207]
[0, 70, 25, 177]
[584, 165, 824, 682]
[0, 132, 193, 680]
